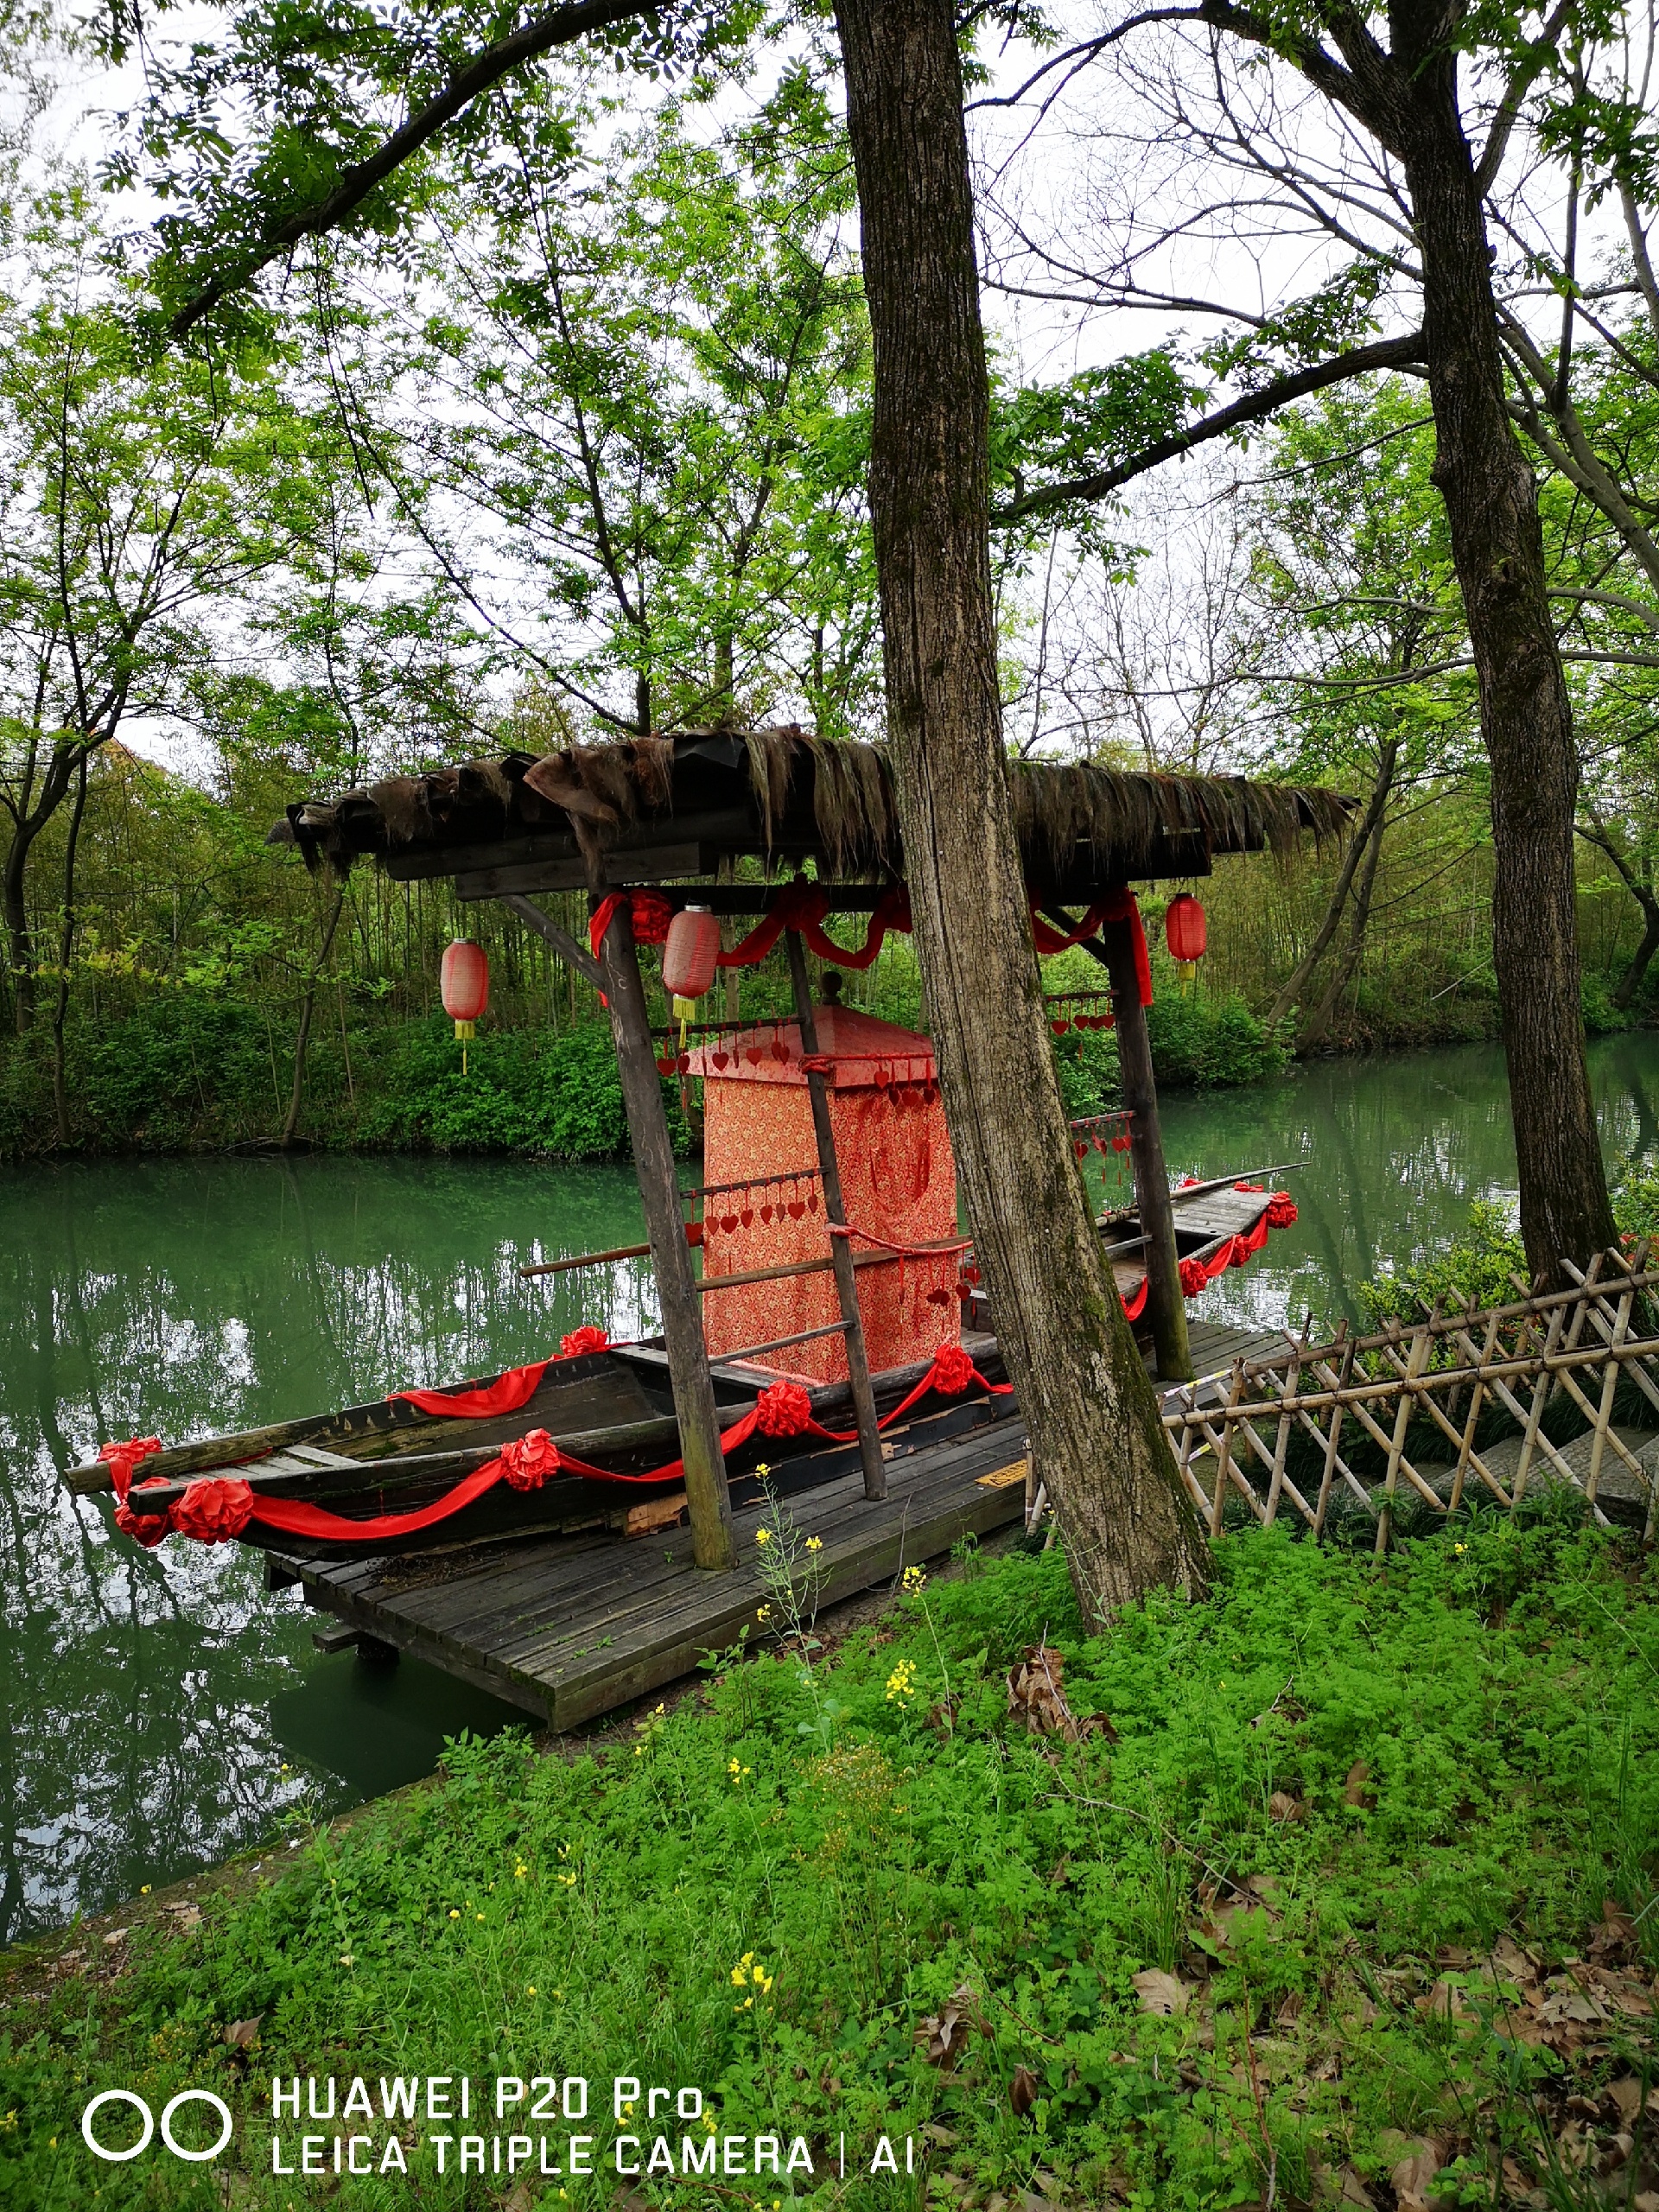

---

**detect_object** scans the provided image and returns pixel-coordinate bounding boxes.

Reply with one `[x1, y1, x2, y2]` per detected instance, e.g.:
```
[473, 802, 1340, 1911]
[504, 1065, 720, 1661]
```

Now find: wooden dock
[275, 1319, 1281, 1728]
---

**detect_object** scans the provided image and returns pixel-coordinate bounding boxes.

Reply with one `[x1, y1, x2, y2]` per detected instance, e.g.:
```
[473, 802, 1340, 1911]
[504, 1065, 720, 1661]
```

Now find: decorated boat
[67, 728, 1326, 1571]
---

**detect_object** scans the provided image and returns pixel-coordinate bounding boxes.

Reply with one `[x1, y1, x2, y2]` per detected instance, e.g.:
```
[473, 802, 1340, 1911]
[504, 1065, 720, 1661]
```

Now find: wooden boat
[62, 1171, 1293, 1562]
[62, 1330, 1018, 1560]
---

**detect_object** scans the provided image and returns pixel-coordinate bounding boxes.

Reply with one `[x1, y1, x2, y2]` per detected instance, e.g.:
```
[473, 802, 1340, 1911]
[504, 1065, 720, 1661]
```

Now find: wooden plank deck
[277, 1319, 1284, 1731]
[274, 1402, 1032, 1728]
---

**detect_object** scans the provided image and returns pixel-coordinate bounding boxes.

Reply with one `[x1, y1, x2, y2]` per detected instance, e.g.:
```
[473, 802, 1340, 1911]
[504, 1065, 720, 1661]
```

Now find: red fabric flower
[559, 1325, 611, 1359]
[931, 1342, 976, 1396]
[114, 1478, 175, 1548]
[500, 1429, 562, 1491]
[169, 1478, 255, 1544]
[99, 1435, 162, 1491]
[1179, 1255, 1210, 1298]
[755, 1381, 813, 1438]
[1265, 1192, 1299, 1229]
[101, 1437, 171, 1545]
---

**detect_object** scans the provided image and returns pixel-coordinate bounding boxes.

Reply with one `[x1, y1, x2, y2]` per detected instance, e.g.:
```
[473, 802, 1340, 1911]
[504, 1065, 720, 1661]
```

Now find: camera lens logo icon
[81, 2088, 233, 2162]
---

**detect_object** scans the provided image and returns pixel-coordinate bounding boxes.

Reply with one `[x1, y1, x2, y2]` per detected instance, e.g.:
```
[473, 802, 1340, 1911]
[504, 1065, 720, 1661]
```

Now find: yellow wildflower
[448, 1910, 461, 1920]
[805, 1536, 822, 1552]
[755, 1526, 772, 1545]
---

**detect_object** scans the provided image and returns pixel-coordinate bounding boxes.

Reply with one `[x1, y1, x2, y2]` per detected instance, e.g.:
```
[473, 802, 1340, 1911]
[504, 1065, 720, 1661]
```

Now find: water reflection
[6, 1035, 1659, 1942]
[0, 1155, 660, 1946]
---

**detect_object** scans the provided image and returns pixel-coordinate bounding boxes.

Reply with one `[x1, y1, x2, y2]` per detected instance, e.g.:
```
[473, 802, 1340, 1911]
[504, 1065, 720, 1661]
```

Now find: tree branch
[991, 329, 1426, 524]
[169, 0, 660, 335]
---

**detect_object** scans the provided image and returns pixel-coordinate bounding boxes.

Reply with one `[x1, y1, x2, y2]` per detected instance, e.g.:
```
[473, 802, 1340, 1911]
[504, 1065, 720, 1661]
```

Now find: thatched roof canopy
[272, 728, 1351, 902]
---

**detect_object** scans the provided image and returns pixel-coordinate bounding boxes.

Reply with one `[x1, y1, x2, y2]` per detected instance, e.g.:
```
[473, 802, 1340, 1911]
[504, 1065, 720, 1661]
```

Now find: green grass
[2, 1511, 1656, 2209]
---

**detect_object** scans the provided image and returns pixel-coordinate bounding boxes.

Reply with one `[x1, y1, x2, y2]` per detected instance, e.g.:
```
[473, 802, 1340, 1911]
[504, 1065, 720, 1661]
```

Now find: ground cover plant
[1, 1509, 1654, 2211]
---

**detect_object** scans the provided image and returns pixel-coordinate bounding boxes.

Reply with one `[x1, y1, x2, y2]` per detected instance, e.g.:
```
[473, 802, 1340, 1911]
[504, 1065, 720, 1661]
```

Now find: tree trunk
[1267, 738, 1398, 1029]
[3, 830, 37, 1035]
[1392, 16, 1617, 1283]
[1296, 799, 1385, 1053]
[50, 753, 91, 1147]
[1611, 894, 1659, 1013]
[1580, 824, 1659, 1011]
[280, 883, 346, 1149]
[832, 0, 1209, 1618]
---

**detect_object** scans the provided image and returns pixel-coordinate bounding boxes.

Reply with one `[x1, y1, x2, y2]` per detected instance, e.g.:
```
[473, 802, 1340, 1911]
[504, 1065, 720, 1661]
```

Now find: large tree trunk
[1391, 13, 1617, 1284]
[832, 0, 1209, 1618]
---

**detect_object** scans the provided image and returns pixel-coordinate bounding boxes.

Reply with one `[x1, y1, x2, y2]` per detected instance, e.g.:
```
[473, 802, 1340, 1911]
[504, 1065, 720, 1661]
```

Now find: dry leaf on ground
[1382, 2133, 1445, 2212]
[915, 1983, 988, 2069]
[222, 2016, 263, 2050]
[1009, 2064, 1041, 2116]
[1005, 1646, 1113, 1743]
[1131, 1968, 1190, 2017]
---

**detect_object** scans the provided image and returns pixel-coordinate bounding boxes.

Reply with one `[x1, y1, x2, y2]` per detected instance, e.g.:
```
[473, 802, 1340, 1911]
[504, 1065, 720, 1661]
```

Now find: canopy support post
[785, 929, 887, 1500]
[593, 901, 735, 1569]
[1084, 920, 1192, 1382]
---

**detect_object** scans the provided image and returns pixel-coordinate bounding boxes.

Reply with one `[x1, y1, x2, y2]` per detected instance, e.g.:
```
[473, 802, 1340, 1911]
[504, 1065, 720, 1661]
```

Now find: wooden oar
[520, 1241, 652, 1279]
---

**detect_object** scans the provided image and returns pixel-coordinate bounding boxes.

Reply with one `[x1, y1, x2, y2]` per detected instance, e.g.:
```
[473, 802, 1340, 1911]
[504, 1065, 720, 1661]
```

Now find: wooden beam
[499, 893, 606, 989]
[461, 848, 708, 900]
[785, 929, 887, 1499]
[596, 899, 735, 1569]
[1071, 916, 1193, 1382]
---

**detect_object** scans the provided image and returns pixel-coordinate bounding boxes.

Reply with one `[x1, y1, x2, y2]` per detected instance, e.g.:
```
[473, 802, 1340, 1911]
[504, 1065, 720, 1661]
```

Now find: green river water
[5, 1032, 1659, 1946]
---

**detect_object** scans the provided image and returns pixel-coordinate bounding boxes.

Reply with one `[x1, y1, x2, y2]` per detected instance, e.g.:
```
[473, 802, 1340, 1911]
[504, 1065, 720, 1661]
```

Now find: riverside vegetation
[1, 1501, 1654, 2211]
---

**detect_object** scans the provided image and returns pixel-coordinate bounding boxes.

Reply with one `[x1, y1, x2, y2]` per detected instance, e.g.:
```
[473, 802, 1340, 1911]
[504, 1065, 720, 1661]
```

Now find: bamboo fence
[1160, 1245, 1659, 1551]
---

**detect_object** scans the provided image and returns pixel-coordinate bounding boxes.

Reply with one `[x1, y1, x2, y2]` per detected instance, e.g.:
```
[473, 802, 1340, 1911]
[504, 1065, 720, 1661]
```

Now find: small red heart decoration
[772, 1038, 789, 1064]
[677, 1052, 690, 1074]
[760, 1205, 773, 1224]
[721, 1214, 739, 1236]
[1074, 1140, 1087, 1160]
[806, 1191, 819, 1212]
[926, 1287, 949, 1306]
[712, 1051, 729, 1071]
[747, 1046, 765, 1065]
[741, 1207, 753, 1228]
[1052, 1019, 1070, 1035]
[787, 1200, 805, 1219]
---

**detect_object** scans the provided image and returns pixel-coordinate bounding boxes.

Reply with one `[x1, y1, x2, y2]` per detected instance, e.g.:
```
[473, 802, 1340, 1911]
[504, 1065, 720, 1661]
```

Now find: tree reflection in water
[0, 1154, 658, 1946]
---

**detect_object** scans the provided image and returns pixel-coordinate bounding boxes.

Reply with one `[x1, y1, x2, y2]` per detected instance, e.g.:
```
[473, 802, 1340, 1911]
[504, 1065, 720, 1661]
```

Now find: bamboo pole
[1074, 916, 1192, 1382]
[594, 899, 734, 1571]
[785, 928, 887, 1500]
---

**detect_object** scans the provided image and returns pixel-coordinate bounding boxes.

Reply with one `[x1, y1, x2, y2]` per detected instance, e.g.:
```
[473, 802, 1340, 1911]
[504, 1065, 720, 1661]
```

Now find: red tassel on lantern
[662, 906, 720, 1001]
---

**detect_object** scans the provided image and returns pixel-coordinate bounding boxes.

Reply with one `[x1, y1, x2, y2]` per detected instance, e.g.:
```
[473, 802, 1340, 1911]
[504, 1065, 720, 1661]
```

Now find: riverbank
[3, 1514, 1655, 2209]
[0, 979, 1289, 1160]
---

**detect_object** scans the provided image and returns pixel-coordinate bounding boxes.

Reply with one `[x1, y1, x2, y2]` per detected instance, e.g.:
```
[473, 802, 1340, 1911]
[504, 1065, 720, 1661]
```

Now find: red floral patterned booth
[690, 1004, 959, 1384]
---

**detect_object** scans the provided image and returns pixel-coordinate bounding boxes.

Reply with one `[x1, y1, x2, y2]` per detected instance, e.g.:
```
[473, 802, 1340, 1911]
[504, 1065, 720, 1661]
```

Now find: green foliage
[0, 1009, 691, 1160]
[1146, 987, 1291, 1089]
[4, 1521, 1656, 2208]
[1357, 1199, 1529, 1325]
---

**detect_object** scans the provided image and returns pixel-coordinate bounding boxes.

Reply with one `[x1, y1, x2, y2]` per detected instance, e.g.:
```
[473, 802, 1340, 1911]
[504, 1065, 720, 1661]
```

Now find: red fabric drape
[1030, 890, 1153, 1007]
[588, 889, 675, 959]
[388, 1361, 550, 1419]
[712, 884, 915, 973]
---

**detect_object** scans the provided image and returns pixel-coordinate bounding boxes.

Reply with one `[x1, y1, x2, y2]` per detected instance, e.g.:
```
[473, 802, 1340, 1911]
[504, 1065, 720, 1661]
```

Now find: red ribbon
[1172, 1192, 1295, 1300]
[105, 1344, 1023, 1551]
[1030, 889, 1152, 1007]
[388, 1361, 550, 1420]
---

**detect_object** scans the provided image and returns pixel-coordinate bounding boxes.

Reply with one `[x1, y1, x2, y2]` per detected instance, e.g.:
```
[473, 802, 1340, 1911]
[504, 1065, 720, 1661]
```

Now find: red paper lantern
[441, 939, 490, 1039]
[662, 905, 720, 1000]
[1165, 893, 1207, 965]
